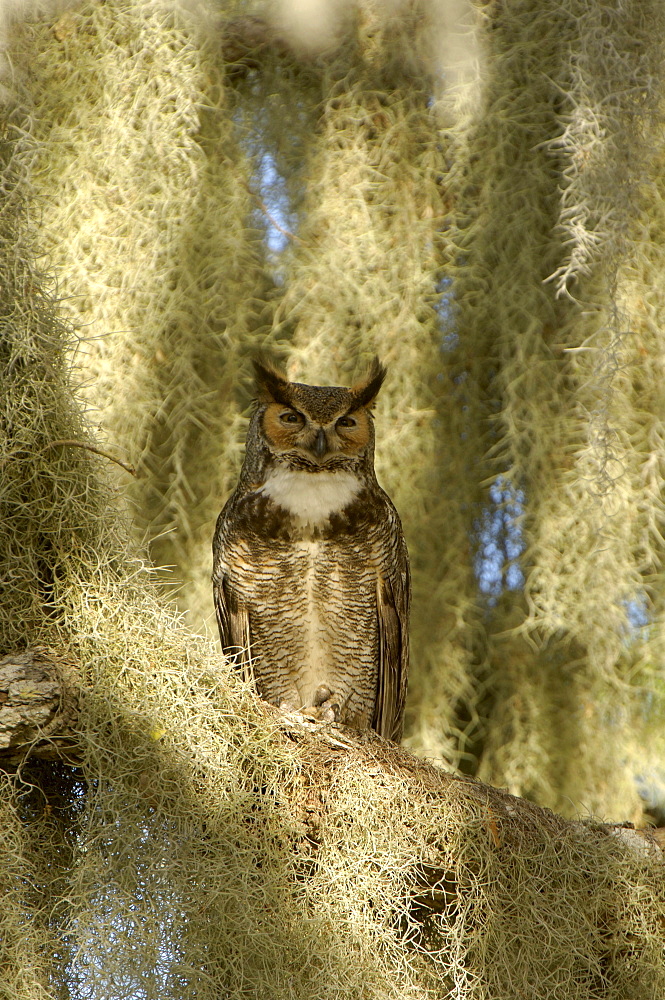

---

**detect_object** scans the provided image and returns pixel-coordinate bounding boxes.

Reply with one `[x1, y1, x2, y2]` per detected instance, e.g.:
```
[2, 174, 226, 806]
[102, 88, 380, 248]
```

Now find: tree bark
[0, 648, 80, 765]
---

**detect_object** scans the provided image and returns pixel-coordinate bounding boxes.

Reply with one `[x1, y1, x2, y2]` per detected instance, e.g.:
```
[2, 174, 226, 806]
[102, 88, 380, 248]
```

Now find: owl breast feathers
[212, 358, 410, 741]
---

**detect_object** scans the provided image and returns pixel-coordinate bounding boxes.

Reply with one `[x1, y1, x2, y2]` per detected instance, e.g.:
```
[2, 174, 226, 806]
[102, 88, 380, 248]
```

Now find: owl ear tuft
[252, 356, 292, 406]
[351, 357, 387, 410]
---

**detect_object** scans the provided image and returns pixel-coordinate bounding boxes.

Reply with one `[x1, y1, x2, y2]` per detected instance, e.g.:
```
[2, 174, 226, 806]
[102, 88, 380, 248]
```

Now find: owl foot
[291, 685, 341, 723]
[314, 684, 332, 706]
[300, 703, 341, 723]
[316, 700, 341, 723]
[312, 684, 340, 722]
[278, 687, 341, 723]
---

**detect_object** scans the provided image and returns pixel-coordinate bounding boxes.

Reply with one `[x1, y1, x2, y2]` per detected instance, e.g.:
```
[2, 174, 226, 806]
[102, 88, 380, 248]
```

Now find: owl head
[249, 357, 386, 472]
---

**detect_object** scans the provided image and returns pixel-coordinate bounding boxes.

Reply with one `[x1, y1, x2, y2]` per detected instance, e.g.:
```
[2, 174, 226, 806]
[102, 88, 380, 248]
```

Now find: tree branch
[0, 648, 80, 765]
[1, 648, 661, 856]
[44, 440, 137, 477]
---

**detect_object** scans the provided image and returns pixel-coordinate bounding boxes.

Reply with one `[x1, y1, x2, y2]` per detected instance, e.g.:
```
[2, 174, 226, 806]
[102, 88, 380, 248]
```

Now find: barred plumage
[212, 358, 410, 740]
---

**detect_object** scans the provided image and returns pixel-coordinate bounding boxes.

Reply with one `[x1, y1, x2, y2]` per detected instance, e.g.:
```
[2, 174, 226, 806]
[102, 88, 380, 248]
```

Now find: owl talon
[318, 699, 340, 723]
[312, 686, 341, 722]
[314, 684, 332, 706]
[298, 698, 340, 724]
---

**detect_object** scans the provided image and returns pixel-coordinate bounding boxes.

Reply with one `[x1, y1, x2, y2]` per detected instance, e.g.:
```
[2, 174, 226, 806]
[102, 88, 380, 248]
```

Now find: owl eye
[336, 415, 357, 429]
[279, 410, 302, 425]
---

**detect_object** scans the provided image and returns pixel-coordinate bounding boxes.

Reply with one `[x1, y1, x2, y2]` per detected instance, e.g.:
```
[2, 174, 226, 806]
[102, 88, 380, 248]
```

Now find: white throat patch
[259, 466, 360, 527]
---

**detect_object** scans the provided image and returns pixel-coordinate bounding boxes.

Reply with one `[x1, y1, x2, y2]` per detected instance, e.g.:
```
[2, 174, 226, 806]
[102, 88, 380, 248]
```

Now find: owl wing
[213, 572, 251, 664]
[212, 505, 252, 673]
[372, 524, 410, 742]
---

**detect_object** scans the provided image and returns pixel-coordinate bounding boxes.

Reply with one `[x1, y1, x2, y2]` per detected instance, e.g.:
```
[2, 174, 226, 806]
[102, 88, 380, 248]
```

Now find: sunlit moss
[7, 0, 665, 825]
[2, 3, 665, 996]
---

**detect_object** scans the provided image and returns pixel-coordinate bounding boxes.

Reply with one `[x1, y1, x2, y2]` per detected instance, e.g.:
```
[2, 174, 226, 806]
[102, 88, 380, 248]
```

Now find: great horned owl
[212, 358, 410, 741]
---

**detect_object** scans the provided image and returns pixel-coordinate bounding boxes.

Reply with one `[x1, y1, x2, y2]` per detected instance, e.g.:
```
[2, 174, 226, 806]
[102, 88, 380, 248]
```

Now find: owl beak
[313, 428, 327, 460]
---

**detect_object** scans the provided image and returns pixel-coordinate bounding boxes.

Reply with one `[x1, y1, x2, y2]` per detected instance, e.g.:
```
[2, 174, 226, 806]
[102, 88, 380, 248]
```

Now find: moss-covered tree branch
[1, 646, 661, 859]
